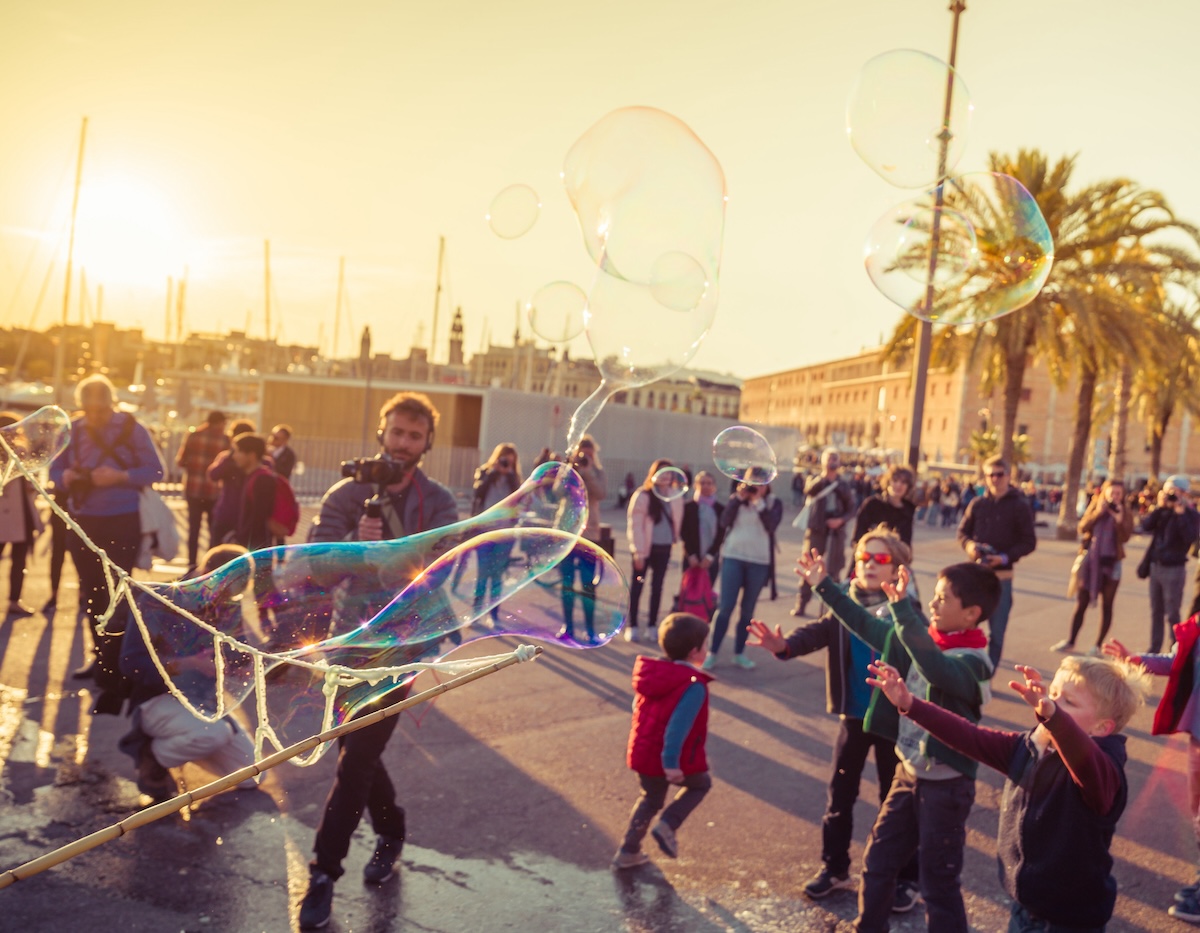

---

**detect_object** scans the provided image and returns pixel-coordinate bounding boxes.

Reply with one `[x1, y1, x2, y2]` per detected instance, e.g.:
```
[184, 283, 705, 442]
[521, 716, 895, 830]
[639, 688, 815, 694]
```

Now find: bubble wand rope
[0, 643, 542, 890]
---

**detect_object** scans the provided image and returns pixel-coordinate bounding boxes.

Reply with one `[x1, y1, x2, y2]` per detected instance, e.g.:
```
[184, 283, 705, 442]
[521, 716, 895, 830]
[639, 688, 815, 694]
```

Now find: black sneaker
[1171, 890, 1200, 924]
[650, 820, 678, 858]
[892, 881, 920, 913]
[803, 868, 856, 899]
[1178, 875, 1200, 904]
[299, 870, 334, 929]
[363, 834, 403, 884]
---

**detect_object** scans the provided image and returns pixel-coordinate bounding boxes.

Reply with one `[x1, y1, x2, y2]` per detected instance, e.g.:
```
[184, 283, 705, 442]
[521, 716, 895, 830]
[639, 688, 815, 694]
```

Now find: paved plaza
[0, 498, 1195, 931]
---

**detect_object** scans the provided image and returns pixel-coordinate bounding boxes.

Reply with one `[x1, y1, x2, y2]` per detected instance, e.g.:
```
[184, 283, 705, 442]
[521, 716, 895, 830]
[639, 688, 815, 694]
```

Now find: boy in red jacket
[614, 612, 714, 868]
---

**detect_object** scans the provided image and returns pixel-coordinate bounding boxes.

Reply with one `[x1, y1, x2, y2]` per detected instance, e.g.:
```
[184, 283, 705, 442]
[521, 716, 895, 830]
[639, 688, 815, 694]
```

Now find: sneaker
[892, 881, 920, 913]
[363, 834, 403, 884]
[135, 747, 177, 803]
[1176, 875, 1200, 903]
[71, 661, 97, 681]
[732, 654, 756, 670]
[1171, 890, 1200, 923]
[700, 654, 717, 672]
[803, 868, 856, 899]
[611, 849, 650, 870]
[298, 870, 334, 928]
[1049, 639, 1075, 653]
[623, 626, 639, 643]
[6, 601, 33, 618]
[1086, 645, 1102, 657]
[650, 820, 678, 858]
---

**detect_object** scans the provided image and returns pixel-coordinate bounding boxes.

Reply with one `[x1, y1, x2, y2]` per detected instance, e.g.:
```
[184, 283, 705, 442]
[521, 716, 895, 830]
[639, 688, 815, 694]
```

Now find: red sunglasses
[856, 551, 895, 566]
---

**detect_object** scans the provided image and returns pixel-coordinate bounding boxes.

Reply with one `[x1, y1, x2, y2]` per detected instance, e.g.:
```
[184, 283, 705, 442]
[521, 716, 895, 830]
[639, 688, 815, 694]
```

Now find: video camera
[340, 457, 408, 486]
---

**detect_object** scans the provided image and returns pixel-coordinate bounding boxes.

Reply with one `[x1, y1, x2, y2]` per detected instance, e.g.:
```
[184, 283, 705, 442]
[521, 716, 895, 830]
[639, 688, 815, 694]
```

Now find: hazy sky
[3, 0, 1199, 382]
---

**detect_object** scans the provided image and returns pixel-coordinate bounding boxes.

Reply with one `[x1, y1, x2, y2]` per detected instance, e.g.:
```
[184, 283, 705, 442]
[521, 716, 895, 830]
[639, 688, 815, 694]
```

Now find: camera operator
[1141, 474, 1200, 654]
[299, 391, 458, 930]
[956, 455, 1036, 672]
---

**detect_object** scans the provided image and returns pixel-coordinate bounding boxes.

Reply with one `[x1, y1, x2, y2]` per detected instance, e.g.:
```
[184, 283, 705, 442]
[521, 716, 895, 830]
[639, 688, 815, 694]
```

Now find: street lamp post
[906, 1, 967, 472]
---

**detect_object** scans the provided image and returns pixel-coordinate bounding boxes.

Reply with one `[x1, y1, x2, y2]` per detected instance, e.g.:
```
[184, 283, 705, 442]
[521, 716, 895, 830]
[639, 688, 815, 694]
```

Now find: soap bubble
[847, 49, 972, 189]
[0, 406, 71, 487]
[651, 466, 690, 502]
[713, 426, 777, 485]
[525, 281, 587, 343]
[865, 172, 1053, 324]
[561, 107, 726, 453]
[487, 184, 541, 239]
[124, 462, 629, 761]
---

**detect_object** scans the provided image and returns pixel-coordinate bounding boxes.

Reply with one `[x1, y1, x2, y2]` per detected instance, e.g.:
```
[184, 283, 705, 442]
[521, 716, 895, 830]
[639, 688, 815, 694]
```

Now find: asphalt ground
[0, 497, 1196, 932]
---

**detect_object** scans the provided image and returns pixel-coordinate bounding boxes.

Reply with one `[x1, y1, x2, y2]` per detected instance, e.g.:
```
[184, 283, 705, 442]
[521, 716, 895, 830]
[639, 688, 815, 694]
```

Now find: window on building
[1018, 424, 1029, 436]
[1020, 387, 1032, 402]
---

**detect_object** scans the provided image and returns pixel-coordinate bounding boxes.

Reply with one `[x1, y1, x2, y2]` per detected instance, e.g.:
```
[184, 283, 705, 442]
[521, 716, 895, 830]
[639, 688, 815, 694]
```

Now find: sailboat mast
[430, 236, 445, 364]
[333, 256, 345, 360]
[164, 276, 174, 342]
[263, 240, 271, 342]
[53, 116, 88, 407]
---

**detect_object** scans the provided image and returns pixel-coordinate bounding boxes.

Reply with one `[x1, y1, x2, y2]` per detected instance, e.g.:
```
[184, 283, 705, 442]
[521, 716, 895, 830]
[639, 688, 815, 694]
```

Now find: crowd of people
[6, 396, 1200, 928]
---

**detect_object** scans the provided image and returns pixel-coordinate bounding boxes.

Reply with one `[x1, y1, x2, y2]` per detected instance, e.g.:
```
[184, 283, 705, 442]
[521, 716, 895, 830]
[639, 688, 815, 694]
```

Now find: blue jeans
[987, 578, 1013, 672]
[710, 557, 770, 655]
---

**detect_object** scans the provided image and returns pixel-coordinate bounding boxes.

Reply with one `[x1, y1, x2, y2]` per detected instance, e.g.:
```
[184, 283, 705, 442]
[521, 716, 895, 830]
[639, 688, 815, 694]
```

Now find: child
[797, 552, 997, 931]
[1105, 619, 1200, 923]
[868, 653, 1149, 932]
[613, 612, 714, 868]
[747, 526, 920, 912]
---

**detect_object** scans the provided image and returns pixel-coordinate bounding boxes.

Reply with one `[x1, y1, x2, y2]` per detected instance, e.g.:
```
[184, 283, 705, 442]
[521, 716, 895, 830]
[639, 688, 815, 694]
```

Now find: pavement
[0, 497, 1196, 932]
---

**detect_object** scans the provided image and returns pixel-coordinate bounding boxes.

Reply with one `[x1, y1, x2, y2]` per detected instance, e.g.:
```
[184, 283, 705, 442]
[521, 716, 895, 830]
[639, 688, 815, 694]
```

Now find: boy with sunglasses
[749, 526, 921, 911]
[797, 554, 998, 932]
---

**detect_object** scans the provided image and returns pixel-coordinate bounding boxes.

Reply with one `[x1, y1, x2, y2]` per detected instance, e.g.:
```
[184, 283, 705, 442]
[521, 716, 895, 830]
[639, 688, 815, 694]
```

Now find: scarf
[928, 625, 987, 651]
[1083, 512, 1118, 605]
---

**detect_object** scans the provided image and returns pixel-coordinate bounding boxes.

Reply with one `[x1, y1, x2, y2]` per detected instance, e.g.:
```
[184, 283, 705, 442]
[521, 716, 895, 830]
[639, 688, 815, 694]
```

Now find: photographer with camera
[299, 391, 458, 930]
[956, 456, 1036, 672]
[558, 436, 607, 643]
[1051, 479, 1134, 655]
[48, 375, 164, 706]
[1140, 474, 1200, 654]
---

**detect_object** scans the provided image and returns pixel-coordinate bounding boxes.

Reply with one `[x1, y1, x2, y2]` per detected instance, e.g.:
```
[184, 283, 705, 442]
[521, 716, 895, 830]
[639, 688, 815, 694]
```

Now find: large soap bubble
[0, 406, 71, 487]
[847, 49, 973, 189]
[713, 426, 778, 486]
[123, 461, 629, 762]
[865, 172, 1053, 324]
[561, 107, 726, 452]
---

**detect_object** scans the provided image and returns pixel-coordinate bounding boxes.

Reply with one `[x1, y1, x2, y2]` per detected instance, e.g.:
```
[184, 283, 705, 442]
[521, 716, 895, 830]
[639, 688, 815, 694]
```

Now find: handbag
[675, 565, 717, 620]
[136, 486, 180, 569]
[792, 482, 838, 533]
[1136, 546, 1153, 580]
[1066, 551, 1086, 598]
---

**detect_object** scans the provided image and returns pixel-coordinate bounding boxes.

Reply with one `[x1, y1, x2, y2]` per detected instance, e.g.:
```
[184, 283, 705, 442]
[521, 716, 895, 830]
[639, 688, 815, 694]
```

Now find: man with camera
[300, 391, 458, 930]
[1141, 474, 1200, 654]
[956, 455, 1037, 671]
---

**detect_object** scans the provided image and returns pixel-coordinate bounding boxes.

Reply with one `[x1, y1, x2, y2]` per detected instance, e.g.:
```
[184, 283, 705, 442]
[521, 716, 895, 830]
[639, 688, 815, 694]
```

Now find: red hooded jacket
[626, 655, 714, 776]
[1148, 615, 1200, 736]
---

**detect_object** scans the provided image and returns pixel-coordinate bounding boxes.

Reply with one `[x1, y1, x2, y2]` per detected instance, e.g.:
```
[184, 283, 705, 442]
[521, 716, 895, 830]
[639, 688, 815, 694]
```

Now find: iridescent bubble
[561, 107, 726, 453]
[525, 281, 587, 343]
[651, 466, 689, 502]
[713, 426, 778, 486]
[0, 406, 70, 487]
[487, 184, 541, 239]
[125, 462, 630, 761]
[865, 172, 1053, 324]
[846, 49, 972, 189]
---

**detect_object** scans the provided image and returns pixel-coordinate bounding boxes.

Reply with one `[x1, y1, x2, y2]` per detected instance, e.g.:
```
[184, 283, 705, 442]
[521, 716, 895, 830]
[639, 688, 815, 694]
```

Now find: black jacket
[956, 488, 1037, 567]
[680, 499, 725, 563]
[853, 496, 915, 546]
[1142, 506, 1200, 566]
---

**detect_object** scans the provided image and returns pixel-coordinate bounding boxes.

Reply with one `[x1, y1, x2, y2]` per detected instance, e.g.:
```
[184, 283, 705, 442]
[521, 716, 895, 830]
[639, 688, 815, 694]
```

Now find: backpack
[675, 565, 716, 620]
[248, 467, 300, 538]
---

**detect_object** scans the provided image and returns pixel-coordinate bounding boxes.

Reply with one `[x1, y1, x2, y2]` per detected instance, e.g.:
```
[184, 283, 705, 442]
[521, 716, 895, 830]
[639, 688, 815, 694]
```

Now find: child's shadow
[612, 866, 749, 932]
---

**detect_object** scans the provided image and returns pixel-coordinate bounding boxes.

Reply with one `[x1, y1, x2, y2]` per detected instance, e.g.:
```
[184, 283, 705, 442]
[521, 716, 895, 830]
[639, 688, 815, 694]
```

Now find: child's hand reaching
[747, 619, 786, 655]
[866, 661, 913, 713]
[795, 549, 828, 587]
[880, 565, 912, 604]
[664, 768, 684, 785]
[1010, 665, 1055, 719]
[1102, 638, 1132, 662]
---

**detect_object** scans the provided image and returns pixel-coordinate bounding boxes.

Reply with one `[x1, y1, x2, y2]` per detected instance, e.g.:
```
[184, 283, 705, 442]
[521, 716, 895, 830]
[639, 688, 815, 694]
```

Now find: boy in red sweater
[614, 612, 714, 868]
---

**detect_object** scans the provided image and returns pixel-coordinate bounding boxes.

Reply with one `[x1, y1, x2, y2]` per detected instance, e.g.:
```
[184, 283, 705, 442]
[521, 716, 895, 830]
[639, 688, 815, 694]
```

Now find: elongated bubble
[0, 406, 71, 487]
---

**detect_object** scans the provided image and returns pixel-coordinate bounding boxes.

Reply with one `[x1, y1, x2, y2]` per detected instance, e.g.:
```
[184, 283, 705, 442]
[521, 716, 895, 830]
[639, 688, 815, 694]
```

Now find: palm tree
[1134, 300, 1200, 478]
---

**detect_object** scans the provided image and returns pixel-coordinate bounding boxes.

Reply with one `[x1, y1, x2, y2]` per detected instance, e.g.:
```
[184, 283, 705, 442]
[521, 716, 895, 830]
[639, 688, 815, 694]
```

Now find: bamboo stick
[0, 645, 541, 889]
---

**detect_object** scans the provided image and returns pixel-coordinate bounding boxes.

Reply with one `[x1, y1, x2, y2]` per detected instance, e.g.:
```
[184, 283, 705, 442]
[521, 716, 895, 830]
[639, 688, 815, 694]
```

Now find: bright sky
[2, 0, 1199, 382]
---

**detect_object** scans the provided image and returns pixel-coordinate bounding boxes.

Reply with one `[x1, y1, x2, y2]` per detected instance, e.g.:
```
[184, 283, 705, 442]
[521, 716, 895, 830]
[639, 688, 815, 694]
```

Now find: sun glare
[72, 177, 185, 287]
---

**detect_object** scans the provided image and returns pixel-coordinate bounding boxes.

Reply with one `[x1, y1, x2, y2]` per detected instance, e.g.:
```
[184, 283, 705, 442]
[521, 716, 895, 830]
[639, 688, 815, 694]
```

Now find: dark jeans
[711, 557, 770, 654]
[1, 541, 29, 602]
[69, 511, 140, 697]
[312, 709, 407, 879]
[1068, 577, 1118, 647]
[1149, 562, 1186, 653]
[185, 495, 216, 566]
[628, 543, 672, 629]
[824, 718, 916, 885]
[48, 488, 70, 600]
[620, 771, 711, 854]
[1008, 902, 1105, 933]
[855, 769, 974, 933]
[987, 578, 1013, 672]
[560, 547, 599, 639]
[472, 538, 515, 621]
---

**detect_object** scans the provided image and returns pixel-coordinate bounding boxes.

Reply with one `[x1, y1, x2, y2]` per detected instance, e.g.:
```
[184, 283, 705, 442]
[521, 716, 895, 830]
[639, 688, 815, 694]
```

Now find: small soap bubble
[487, 184, 541, 239]
[713, 427, 777, 485]
[846, 49, 972, 189]
[0, 406, 71, 488]
[525, 281, 587, 343]
[651, 466, 690, 502]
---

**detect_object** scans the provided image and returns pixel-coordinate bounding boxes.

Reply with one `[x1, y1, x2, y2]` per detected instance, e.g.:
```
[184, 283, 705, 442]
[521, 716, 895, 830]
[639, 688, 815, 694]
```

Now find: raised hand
[1102, 638, 1132, 661]
[866, 660, 912, 713]
[747, 619, 786, 654]
[880, 565, 911, 603]
[1009, 664, 1054, 718]
[795, 549, 828, 587]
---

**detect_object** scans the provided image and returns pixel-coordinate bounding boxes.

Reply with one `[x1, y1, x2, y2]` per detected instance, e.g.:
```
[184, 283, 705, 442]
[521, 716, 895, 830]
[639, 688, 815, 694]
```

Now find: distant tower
[448, 307, 465, 366]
